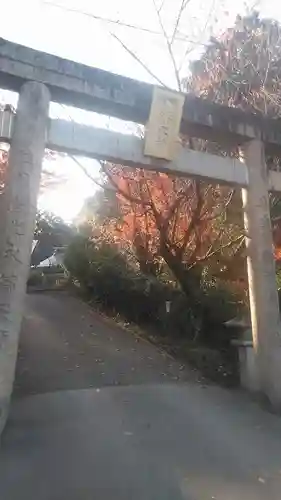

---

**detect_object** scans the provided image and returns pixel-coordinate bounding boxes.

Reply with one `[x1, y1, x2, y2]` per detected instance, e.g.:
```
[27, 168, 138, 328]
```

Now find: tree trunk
[0, 82, 50, 435]
[160, 241, 200, 299]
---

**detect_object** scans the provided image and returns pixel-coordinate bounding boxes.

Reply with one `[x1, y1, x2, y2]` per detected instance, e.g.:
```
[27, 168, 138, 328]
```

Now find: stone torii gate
[1, 38, 281, 432]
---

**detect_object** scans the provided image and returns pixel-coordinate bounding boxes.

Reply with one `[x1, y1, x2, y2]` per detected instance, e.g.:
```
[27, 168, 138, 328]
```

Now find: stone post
[241, 139, 281, 410]
[0, 82, 50, 435]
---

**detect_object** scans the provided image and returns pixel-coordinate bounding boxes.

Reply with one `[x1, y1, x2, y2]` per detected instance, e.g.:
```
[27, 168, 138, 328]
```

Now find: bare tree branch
[71, 156, 148, 210]
[202, 188, 235, 221]
[179, 0, 217, 74]
[196, 234, 244, 264]
[152, 0, 182, 90]
[111, 33, 168, 87]
[161, 180, 193, 231]
[178, 181, 204, 258]
[101, 163, 152, 206]
[71, 155, 105, 189]
[156, 0, 166, 15]
[187, 226, 203, 266]
[170, 0, 191, 46]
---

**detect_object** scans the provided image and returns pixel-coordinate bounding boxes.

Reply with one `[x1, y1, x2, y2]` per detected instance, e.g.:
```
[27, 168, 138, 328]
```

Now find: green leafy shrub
[65, 236, 239, 345]
[65, 236, 172, 326]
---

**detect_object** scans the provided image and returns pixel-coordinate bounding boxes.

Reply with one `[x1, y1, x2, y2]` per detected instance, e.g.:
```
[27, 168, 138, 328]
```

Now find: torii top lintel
[0, 37, 281, 152]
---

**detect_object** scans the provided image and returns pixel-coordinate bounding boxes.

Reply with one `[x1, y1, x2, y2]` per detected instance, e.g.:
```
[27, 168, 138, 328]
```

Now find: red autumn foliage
[102, 163, 242, 282]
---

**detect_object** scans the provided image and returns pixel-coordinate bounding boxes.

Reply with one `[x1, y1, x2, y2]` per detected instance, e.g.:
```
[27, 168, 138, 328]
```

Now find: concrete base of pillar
[231, 340, 259, 393]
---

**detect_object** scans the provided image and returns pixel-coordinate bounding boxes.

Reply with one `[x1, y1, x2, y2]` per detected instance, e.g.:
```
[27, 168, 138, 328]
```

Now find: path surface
[14, 292, 190, 396]
[1, 292, 281, 499]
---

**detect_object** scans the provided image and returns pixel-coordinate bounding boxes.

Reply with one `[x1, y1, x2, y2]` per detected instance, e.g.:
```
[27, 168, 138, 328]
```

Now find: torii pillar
[242, 139, 281, 410]
[0, 82, 50, 434]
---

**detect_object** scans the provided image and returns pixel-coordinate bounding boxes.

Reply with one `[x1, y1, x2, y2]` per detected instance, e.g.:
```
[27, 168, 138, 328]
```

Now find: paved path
[1, 292, 281, 499]
[14, 292, 190, 396]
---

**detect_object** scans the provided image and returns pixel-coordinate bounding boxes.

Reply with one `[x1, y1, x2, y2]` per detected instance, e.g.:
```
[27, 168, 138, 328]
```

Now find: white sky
[1, 0, 280, 221]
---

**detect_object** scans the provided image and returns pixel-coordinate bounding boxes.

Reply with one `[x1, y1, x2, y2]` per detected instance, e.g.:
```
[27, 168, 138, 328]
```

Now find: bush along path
[64, 236, 241, 387]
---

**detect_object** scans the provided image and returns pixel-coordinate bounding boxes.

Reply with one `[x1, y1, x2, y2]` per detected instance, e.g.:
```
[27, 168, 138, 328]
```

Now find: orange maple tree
[100, 162, 242, 294]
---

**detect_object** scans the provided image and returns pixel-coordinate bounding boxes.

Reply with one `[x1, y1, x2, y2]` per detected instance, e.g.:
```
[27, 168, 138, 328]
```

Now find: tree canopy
[187, 11, 281, 116]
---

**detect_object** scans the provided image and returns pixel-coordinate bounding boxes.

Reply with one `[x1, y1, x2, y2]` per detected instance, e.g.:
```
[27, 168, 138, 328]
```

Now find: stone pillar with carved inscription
[241, 140, 281, 410]
[0, 82, 50, 435]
